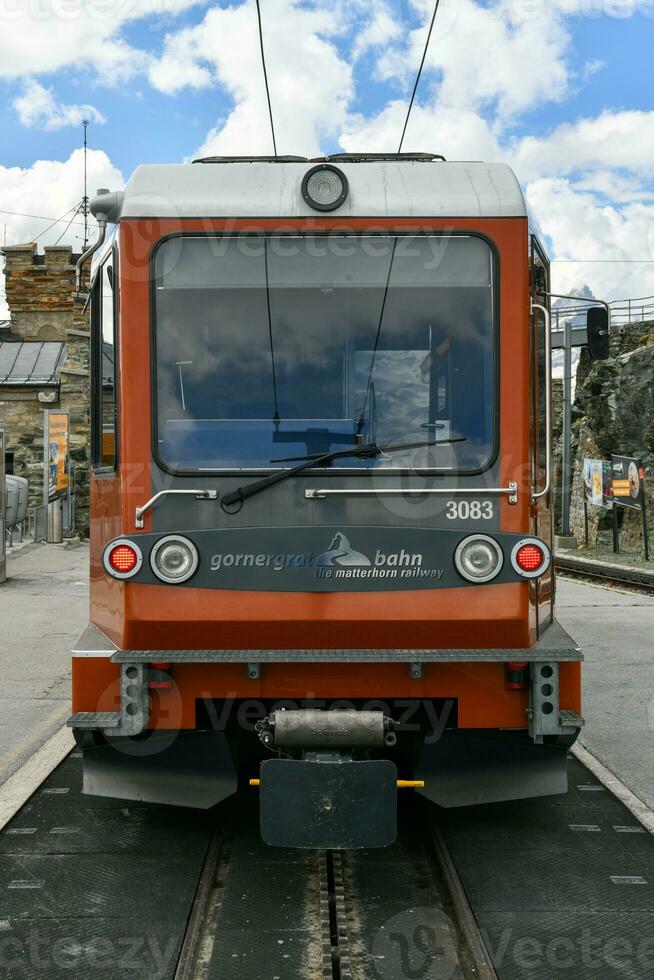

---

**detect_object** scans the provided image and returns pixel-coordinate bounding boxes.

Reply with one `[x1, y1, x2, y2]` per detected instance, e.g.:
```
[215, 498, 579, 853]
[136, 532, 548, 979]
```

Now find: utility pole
[561, 313, 573, 537]
[81, 119, 90, 251]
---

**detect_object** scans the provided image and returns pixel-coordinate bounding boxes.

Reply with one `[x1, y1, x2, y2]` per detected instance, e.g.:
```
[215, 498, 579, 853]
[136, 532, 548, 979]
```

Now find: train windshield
[153, 234, 495, 472]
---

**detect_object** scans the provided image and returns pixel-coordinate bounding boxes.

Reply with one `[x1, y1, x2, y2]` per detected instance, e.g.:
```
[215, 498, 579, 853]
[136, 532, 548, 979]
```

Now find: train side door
[530, 236, 554, 632]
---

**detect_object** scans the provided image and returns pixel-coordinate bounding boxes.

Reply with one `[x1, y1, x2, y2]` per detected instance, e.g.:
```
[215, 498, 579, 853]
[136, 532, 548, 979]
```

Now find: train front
[71, 155, 583, 848]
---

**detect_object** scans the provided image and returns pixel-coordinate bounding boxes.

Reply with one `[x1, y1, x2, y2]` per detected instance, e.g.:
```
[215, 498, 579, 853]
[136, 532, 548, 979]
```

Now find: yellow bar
[249, 777, 424, 789]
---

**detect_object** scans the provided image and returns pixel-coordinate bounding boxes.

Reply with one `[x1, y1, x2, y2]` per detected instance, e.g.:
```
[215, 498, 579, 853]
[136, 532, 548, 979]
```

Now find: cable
[551, 259, 654, 263]
[357, 238, 398, 434]
[263, 238, 281, 424]
[0, 207, 86, 227]
[255, 0, 278, 157]
[53, 203, 83, 247]
[398, 0, 442, 153]
[33, 204, 83, 243]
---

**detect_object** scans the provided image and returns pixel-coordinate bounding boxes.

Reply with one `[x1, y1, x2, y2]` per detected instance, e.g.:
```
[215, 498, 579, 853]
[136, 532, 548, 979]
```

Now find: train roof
[92, 157, 528, 222]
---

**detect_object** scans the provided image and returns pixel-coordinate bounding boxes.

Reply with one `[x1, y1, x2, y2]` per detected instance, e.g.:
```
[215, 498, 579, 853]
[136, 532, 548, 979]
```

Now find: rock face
[568, 321, 654, 551]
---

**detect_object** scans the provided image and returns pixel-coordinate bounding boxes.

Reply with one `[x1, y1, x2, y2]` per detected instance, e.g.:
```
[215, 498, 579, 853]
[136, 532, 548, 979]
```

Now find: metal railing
[552, 294, 654, 334]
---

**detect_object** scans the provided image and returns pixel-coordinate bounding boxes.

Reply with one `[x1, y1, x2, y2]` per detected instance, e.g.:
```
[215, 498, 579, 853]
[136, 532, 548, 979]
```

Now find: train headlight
[150, 535, 199, 584]
[301, 164, 349, 212]
[511, 538, 550, 579]
[103, 539, 143, 580]
[454, 534, 503, 583]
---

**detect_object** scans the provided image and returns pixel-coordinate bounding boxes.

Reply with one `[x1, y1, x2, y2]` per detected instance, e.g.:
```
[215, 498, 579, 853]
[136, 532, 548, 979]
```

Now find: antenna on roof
[398, 0, 442, 153]
[255, 0, 278, 157]
[81, 119, 89, 250]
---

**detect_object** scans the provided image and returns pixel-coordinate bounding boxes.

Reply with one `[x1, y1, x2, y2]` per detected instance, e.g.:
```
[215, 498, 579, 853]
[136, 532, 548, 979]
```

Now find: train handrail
[305, 483, 518, 503]
[531, 301, 551, 503]
[135, 489, 218, 528]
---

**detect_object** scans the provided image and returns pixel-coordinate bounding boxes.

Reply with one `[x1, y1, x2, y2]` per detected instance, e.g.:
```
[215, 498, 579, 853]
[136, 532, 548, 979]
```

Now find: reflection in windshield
[154, 234, 495, 472]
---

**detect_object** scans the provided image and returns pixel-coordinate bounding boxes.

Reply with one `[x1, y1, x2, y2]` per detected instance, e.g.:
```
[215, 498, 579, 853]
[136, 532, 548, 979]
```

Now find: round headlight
[103, 538, 143, 580]
[150, 535, 199, 584]
[454, 534, 503, 583]
[301, 165, 348, 212]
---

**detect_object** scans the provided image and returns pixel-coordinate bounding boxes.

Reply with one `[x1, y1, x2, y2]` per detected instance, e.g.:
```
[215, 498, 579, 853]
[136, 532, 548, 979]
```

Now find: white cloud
[0, 148, 124, 317]
[13, 79, 106, 131]
[526, 177, 654, 300]
[513, 110, 654, 181]
[149, 0, 355, 158]
[0, 0, 207, 84]
[371, 0, 573, 120]
[340, 101, 503, 160]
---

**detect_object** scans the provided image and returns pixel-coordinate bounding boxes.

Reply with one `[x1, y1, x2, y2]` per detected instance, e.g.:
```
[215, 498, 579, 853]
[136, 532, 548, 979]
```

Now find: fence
[552, 294, 654, 336]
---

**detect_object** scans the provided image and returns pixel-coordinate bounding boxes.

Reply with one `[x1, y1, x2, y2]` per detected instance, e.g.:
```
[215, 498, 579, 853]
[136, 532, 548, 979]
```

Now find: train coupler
[256, 708, 397, 750]
[254, 709, 398, 848]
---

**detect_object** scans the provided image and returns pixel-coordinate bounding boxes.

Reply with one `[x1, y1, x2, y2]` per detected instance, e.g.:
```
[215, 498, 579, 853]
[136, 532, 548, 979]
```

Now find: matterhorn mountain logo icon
[318, 532, 371, 567]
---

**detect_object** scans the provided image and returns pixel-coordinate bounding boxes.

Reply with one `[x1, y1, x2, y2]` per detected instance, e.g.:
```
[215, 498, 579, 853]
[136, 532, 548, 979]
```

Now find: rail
[552, 294, 654, 332]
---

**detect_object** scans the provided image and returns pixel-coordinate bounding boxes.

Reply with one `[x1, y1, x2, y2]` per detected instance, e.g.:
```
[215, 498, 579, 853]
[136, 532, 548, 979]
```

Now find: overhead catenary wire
[263, 238, 281, 424]
[357, 238, 398, 434]
[398, 0, 442, 153]
[255, 0, 278, 157]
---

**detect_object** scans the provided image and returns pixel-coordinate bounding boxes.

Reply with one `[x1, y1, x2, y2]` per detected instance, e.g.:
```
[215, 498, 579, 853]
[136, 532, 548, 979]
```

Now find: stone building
[0, 244, 90, 535]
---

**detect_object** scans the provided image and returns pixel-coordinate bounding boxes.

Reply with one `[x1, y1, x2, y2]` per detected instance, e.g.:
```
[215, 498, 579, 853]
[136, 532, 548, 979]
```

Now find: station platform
[556, 577, 654, 810]
[0, 541, 89, 784]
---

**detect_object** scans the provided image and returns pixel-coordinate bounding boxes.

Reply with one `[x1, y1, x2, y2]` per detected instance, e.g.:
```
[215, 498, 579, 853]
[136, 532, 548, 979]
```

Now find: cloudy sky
[1, 0, 654, 316]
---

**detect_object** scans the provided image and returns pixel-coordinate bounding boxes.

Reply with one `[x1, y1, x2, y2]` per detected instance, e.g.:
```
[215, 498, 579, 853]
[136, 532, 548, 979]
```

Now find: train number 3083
[445, 500, 494, 520]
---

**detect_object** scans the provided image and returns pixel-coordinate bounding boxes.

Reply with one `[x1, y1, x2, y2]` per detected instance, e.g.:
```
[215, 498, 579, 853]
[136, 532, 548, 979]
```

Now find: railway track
[1, 750, 653, 979]
[556, 555, 654, 594]
[173, 795, 496, 980]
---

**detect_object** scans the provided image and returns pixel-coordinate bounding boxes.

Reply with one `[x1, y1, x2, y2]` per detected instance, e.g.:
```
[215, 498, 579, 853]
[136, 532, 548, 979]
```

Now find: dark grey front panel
[119, 525, 532, 591]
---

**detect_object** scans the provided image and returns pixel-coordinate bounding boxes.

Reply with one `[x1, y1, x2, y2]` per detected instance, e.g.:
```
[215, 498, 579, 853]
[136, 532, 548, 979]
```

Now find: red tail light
[103, 539, 143, 579]
[515, 543, 544, 572]
[108, 544, 138, 574]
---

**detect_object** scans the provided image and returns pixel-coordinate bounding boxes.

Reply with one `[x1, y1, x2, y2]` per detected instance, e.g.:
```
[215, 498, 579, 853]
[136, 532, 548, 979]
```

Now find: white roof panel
[116, 161, 527, 221]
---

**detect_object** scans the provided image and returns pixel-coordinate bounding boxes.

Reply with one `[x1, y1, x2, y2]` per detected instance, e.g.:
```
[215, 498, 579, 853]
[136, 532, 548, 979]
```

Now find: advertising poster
[45, 411, 70, 502]
[582, 458, 613, 506]
[611, 454, 645, 511]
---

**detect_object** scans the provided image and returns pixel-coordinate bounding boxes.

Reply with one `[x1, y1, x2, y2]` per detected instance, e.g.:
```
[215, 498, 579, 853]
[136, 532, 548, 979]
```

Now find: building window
[92, 254, 117, 470]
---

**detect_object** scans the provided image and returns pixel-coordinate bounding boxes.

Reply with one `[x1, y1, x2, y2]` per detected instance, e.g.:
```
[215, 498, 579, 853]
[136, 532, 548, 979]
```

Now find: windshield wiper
[220, 437, 466, 511]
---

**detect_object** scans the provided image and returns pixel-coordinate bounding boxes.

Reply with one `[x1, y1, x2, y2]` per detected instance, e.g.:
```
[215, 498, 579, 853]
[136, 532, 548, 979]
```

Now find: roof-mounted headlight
[301, 164, 348, 212]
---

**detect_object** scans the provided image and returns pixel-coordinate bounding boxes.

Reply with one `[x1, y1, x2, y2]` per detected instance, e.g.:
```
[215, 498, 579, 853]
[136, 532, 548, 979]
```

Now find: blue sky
[1, 0, 654, 312]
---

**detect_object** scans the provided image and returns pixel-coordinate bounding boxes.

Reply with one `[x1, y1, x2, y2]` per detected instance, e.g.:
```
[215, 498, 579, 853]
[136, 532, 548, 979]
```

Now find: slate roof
[0, 341, 66, 386]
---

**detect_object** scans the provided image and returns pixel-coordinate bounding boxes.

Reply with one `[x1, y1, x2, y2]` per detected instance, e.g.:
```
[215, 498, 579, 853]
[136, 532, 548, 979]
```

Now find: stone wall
[0, 244, 90, 535]
[568, 321, 654, 552]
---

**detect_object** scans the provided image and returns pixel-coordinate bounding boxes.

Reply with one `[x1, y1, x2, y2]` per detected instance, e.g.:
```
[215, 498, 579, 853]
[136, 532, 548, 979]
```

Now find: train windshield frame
[152, 233, 498, 475]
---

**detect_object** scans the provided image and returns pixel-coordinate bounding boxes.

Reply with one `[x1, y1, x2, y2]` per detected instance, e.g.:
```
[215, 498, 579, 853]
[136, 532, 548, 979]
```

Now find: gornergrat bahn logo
[318, 532, 371, 567]
[210, 531, 445, 581]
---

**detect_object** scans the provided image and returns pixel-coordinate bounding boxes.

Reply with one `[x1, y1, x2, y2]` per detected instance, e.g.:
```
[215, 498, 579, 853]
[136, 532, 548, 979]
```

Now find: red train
[69, 154, 602, 848]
